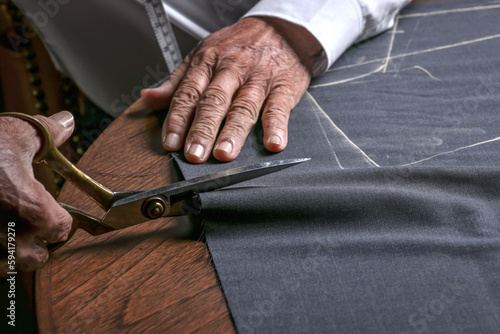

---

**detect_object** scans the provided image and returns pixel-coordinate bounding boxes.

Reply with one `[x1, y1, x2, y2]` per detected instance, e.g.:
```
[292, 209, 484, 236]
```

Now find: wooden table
[36, 100, 235, 333]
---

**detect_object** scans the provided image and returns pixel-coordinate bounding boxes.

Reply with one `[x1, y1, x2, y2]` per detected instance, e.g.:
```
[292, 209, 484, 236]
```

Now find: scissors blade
[102, 158, 310, 229]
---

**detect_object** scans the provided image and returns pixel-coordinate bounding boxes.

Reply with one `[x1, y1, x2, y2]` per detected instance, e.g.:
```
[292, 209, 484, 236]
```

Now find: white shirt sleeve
[243, 0, 411, 76]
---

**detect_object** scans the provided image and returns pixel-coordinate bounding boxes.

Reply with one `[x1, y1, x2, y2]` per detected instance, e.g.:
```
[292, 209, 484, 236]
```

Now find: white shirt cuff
[243, 0, 410, 76]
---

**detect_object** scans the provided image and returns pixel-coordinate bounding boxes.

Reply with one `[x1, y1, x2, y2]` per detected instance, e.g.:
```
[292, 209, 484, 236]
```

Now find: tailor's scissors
[1, 112, 308, 250]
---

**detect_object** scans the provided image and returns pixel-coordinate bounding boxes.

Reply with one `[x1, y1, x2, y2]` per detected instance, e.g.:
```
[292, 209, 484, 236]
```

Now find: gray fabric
[174, 1, 500, 333]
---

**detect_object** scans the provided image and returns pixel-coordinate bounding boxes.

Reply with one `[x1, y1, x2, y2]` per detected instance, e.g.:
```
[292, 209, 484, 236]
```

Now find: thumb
[141, 80, 175, 111]
[34, 111, 75, 147]
[141, 58, 189, 111]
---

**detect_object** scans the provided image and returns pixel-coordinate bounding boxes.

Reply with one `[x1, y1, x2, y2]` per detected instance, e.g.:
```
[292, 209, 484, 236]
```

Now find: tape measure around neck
[144, 0, 183, 73]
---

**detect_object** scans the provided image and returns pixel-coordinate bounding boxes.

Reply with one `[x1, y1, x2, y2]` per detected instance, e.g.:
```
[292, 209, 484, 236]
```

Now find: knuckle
[189, 128, 216, 144]
[248, 77, 272, 94]
[24, 182, 72, 242]
[231, 97, 262, 119]
[228, 104, 260, 124]
[190, 47, 217, 67]
[262, 105, 289, 130]
[222, 118, 253, 137]
[21, 182, 52, 225]
[199, 87, 229, 109]
[167, 110, 192, 129]
[18, 241, 48, 271]
[216, 60, 247, 80]
[189, 51, 205, 66]
[271, 82, 295, 98]
[51, 209, 72, 242]
[189, 117, 222, 141]
[226, 82, 267, 118]
[172, 85, 202, 106]
[264, 102, 287, 117]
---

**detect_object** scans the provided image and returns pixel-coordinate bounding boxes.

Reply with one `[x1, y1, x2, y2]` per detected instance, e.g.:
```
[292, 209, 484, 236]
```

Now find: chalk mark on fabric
[305, 92, 343, 169]
[310, 65, 384, 88]
[407, 66, 440, 81]
[399, 3, 500, 18]
[391, 19, 419, 77]
[402, 136, 500, 166]
[310, 2, 498, 168]
[383, 16, 400, 73]
[306, 91, 380, 168]
[386, 65, 441, 81]
[327, 34, 500, 74]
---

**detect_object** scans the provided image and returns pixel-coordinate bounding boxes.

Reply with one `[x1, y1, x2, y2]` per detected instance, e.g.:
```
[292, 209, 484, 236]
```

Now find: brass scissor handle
[47, 204, 115, 251]
[1, 112, 115, 208]
[1, 112, 120, 250]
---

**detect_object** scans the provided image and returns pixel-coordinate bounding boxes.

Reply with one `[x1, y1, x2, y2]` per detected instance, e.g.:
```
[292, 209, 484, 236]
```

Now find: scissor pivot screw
[142, 196, 167, 219]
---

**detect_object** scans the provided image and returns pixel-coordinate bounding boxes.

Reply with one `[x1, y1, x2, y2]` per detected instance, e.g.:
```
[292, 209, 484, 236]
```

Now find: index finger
[183, 69, 243, 163]
[161, 55, 214, 152]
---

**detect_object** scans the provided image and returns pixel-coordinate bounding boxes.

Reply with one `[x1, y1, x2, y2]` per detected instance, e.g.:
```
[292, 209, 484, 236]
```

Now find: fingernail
[215, 141, 233, 154]
[50, 111, 74, 128]
[187, 143, 204, 160]
[164, 133, 180, 149]
[267, 135, 282, 146]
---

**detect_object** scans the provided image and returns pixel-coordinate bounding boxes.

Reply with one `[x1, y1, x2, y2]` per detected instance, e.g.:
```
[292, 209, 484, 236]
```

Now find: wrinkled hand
[0, 112, 74, 275]
[141, 17, 322, 163]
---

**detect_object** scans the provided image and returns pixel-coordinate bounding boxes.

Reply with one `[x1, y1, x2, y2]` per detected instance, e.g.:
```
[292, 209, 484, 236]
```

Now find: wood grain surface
[35, 100, 235, 333]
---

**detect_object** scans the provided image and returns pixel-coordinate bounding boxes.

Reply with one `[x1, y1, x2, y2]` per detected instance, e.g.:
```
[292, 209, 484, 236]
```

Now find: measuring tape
[144, 0, 183, 73]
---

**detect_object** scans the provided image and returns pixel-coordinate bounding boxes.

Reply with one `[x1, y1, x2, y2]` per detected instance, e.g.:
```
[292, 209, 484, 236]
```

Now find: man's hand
[0, 111, 74, 275]
[141, 17, 322, 163]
